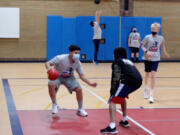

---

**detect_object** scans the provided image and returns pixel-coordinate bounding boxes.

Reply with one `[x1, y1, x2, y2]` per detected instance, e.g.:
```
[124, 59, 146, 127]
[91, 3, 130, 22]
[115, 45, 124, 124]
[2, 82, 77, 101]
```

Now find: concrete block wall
[134, 0, 180, 60]
[0, 0, 119, 61]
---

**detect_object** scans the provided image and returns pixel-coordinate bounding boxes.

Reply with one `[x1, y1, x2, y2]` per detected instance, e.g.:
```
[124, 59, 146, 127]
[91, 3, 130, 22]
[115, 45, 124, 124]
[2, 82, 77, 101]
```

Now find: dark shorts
[109, 83, 140, 104]
[144, 60, 159, 72]
[130, 47, 139, 53]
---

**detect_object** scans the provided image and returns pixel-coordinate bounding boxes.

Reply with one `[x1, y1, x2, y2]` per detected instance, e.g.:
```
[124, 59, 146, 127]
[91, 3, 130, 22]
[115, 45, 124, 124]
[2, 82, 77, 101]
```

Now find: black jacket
[110, 58, 142, 95]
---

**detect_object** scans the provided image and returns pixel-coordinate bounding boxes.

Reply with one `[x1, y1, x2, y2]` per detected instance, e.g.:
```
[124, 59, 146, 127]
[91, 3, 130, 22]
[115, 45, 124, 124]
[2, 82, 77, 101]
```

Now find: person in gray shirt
[45, 45, 97, 116]
[128, 27, 141, 62]
[90, 10, 102, 65]
[142, 23, 169, 103]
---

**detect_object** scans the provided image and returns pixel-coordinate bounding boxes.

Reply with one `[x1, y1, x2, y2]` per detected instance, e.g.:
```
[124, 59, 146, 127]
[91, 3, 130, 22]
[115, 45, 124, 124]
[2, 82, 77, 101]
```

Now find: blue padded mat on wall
[47, 16, 161, 61]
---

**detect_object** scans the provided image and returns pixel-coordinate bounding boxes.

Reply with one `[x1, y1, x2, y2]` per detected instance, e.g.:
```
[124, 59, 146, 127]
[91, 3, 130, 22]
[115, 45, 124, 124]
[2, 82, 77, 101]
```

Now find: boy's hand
[164, 52, 170, 58]
[145, 51, 152, 58]
[90, 82, 97, 87]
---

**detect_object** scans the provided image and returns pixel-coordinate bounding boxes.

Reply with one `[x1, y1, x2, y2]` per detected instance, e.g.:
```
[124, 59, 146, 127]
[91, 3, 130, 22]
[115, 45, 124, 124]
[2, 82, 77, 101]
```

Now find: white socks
[122, 116, 127, 122]
[145, 85, 154, 97]
[109, 116, 128, 128]
[150, 89, 154, 97]
[78, 101, 83, 110]
[52, 98, 57, 104]
[109, 122, 116, 129]
[145, 85, 149, 91]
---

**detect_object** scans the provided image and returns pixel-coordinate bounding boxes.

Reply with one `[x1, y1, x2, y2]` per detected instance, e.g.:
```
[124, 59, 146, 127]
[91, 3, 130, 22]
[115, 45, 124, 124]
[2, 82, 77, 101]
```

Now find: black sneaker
[119, 120, 130, 128]
[100, 126, 118, 134]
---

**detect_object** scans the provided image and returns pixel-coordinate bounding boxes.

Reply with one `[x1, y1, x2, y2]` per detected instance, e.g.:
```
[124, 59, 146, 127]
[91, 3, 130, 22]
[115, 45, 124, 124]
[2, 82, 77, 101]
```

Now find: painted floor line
[81, 85, 156, 135]
[2, 79, 23, 135]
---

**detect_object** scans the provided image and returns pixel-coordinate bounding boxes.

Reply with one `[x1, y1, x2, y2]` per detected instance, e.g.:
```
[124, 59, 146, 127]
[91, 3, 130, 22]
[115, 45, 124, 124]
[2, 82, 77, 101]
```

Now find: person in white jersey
[142, 23, 169, 103]
[45, 45, 97, 116]
[90, 10, 102, 65]
[128, 26, 141, 62]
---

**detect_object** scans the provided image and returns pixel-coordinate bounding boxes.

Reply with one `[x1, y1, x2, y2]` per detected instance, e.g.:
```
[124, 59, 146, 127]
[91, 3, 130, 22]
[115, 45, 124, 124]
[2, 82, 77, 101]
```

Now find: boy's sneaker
[100, 126, 118, 134]
[119, 120, 130, 128]
[149, 96, 154, 103]
[93, 60, 99, 65]
[144, 89, 149, 99]
[77, 109, 88, 117]
[52, 104, 60, 114]
[95, 61, 99, 65]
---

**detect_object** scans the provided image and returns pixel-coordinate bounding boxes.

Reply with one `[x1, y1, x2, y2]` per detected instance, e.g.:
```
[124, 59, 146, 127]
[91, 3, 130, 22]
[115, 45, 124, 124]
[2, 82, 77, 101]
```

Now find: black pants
[93, 39, 101, 61]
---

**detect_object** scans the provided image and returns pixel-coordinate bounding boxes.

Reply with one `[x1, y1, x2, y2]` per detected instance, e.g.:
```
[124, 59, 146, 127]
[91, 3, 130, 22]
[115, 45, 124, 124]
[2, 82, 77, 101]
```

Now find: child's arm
[110, 63, 121, 96]
[161, 39, 170, 58]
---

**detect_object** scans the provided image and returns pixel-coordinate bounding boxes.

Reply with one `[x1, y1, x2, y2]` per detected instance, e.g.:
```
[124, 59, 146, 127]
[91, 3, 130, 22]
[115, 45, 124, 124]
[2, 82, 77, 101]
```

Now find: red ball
[48, 69, 59, 80]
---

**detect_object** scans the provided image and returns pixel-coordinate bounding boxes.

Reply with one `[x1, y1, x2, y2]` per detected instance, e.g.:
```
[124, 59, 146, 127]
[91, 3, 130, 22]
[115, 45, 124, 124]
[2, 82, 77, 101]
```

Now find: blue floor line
[2, 79, 23, 135]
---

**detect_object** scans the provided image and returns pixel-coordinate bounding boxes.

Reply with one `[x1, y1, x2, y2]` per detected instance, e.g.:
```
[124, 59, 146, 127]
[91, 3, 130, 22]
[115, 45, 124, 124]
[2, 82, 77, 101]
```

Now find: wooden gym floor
[0, 62, 180, 135]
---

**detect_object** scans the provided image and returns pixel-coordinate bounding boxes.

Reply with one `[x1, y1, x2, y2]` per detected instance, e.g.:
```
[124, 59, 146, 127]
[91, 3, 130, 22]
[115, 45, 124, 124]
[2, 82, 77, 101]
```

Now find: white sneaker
[52, 104, 59, 114]
[149, 96, 154, 103]
[144, 89, 149, 99]
[77, 109, 88, 117]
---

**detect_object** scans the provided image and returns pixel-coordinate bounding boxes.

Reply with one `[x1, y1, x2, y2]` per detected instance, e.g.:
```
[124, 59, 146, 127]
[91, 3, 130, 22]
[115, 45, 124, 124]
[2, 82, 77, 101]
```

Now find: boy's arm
[79, 73, 97, 87]
[95, 10, 101, 24]
[128, 34, 131, 47]
[45, 56, 59, 72]
[142, 43, 152, 58]
[138, 34, 141, 46]
[141, 43, 147, 52]
[45, 61, 53, 72]
[161, 39, 170, 58]
[110, 63, 121, 96]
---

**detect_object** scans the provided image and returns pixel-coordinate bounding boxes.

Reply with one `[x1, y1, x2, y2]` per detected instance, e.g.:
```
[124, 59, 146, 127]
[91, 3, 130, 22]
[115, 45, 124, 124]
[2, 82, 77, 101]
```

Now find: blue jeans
[93, 39, 101, 61]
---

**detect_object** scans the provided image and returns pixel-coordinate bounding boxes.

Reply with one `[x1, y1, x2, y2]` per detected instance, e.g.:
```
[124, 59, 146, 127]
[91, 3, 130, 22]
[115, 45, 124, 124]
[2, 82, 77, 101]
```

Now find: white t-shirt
[129, 32, 141, 48]
[93, 22, 102, 39]
[49, 54, 83, 76]
[142, 34, 164, 61]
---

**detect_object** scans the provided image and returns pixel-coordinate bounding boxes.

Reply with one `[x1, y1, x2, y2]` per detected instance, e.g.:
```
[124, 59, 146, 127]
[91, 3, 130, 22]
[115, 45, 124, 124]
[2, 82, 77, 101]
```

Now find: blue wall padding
[98, 16, 120, 61]
[47, 16, 63, 60]
[76, 16, 120, 61]
[62, 18, 76, 54]
[121, 16, 161, 60]
[76, 16, 94, 61]
[47, 16, 161, 61]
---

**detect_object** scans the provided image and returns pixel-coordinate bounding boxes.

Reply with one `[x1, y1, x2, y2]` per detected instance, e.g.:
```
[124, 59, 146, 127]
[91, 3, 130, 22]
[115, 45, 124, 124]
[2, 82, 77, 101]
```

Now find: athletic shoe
[149, 96, 154, 103]
[135, 59, 139, 63]
[119, 120, 130, 128]
[77, 109, 88, 117]
[100, 126, 118, 134]
[52, 104, 59, 114]
[95, 61, 99, 65]
[93, 60, 99, 65]
[144, 89, 149, 99]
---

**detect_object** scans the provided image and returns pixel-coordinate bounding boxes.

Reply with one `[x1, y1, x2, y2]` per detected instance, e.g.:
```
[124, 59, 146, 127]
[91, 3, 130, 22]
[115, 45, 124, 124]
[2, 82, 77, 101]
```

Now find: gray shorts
[48, 75, 80, 94]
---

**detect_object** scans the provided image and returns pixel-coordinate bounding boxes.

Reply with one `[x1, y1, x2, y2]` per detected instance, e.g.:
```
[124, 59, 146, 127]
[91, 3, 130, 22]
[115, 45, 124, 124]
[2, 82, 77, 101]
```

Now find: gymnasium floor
[0, 62, 180, 135]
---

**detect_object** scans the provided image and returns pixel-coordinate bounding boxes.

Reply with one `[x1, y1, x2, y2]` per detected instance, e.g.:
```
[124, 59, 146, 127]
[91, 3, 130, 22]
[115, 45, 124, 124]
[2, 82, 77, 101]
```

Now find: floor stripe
[115, 83, 124, 96]
[2, 79, 23, 135]
[81, 84, 155, 135]
[5, 76, 180, 80]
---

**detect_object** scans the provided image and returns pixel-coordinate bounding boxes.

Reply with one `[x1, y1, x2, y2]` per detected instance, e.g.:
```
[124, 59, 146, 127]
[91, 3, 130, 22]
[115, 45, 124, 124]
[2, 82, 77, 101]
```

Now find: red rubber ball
[48, 69, 59, 80]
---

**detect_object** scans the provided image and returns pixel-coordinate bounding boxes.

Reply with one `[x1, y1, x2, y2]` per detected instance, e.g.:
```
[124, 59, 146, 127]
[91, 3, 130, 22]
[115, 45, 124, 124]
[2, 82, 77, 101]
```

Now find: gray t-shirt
[142, 34, 164, 61]
[129, 32, 141, 48]
[49, 54, 83, 76]
[93, 21, 102, 39]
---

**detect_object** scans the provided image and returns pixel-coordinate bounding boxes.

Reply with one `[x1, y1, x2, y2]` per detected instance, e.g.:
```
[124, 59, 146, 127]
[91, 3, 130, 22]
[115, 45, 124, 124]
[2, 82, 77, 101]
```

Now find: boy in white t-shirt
[142, 23, 169, 103]
[45, 45, 97, 116]
[90, 10, 102, 65]
[128, 27, 141, 62]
